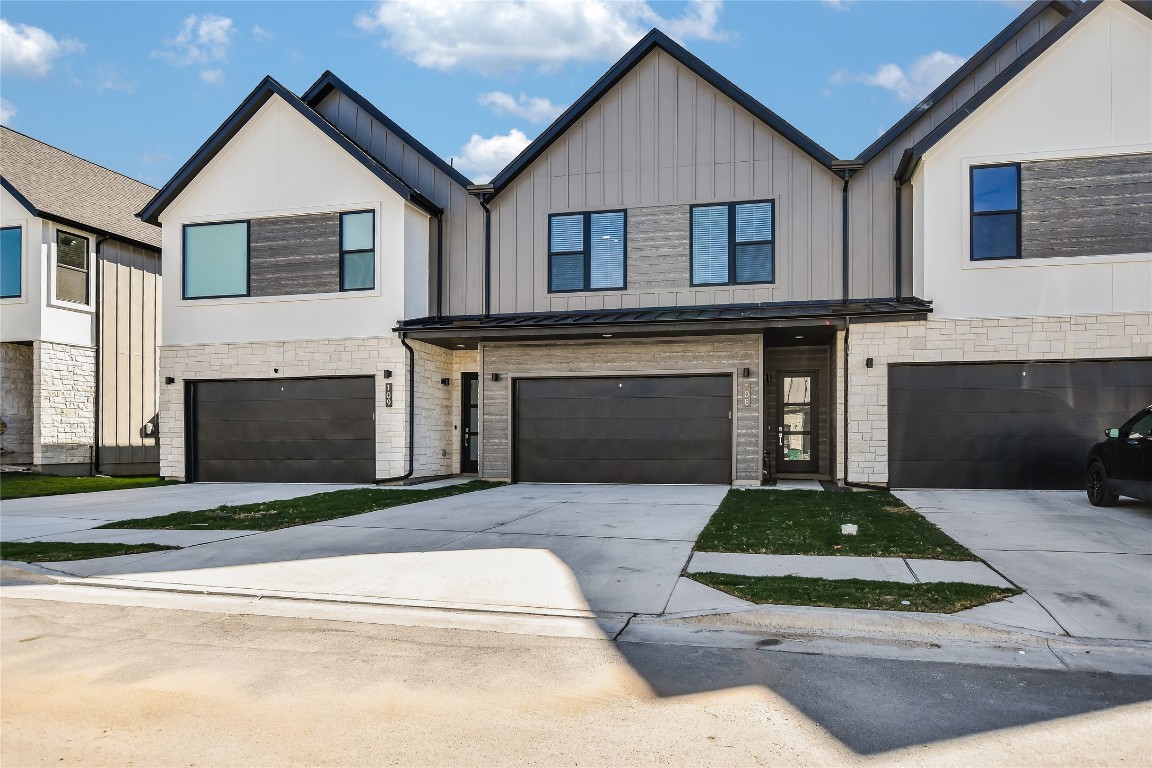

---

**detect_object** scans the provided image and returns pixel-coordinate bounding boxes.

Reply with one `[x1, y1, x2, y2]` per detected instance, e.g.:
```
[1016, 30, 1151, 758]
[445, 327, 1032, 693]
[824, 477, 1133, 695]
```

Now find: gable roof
[896, 0, 1137, 183]
[302, 71, 474, 190]
[139, 76, 441, 226]
[487, 28, 839, 198]
[856, 0, 1079, 165]
[1, 126, 160, 250]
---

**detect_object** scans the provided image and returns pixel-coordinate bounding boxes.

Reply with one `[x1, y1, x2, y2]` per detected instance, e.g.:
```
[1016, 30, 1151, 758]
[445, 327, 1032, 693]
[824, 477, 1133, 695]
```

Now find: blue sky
[1, 1, 1027, 187]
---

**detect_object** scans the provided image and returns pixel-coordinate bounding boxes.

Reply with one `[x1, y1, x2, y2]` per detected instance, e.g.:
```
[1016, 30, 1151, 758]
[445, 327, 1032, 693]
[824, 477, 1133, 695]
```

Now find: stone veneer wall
[33, 341, 96, 469]
[480, 335, 761, 484]
[846, 312, 1152, 485]
[411, 340, 453, 478]
[0, 343, 34, 464]
[160, 338, 423, 481]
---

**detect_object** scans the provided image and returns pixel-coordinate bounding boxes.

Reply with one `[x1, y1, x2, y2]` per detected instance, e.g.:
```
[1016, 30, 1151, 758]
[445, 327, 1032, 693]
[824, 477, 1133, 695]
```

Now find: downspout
[435, 211, 444, 316]
[92, 235, 110, 475]
[466, 184, 495, 317]
[841, 174, 850, 304]
[376, 334, 416, 484]
[894, 180, 903, 299]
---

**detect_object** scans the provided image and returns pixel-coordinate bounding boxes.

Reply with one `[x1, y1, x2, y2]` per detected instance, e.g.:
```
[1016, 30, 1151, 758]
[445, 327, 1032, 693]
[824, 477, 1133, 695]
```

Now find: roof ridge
[0, 125, 157, 191]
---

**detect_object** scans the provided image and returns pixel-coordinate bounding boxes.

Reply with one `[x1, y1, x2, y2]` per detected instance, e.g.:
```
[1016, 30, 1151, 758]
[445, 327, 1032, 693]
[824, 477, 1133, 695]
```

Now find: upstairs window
[548, 210, 626, 292]
[55, 230, 89, 304]
[691, 201, 775, 286]
[971, 163, 1020, 260]
[1, 226, 20, 298]
[340, 211, 375, 291]
[183, 221, 249, 299]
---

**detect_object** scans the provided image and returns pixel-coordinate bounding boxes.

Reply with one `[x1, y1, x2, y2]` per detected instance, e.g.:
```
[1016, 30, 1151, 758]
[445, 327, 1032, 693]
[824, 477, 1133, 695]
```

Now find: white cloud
[0, 19, 84, 77]
[252, 25, 273, 42]
[0, 98, 15, 126]
[452, 129, 531, 182]
[153, 14, 236, 84]
[478, 91, 565, 124]
[200, 68, 224, 84]
[355, 0, 727, 75]
[832, 50, 966, 103]
[822, 0, 850, 9]
[92, 63, 136, 93]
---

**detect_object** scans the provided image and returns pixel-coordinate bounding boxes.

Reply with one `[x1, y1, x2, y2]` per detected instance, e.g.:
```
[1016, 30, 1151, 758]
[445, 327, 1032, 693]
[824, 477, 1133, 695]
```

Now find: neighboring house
[0, 127, 162, 475]
[145, 0, 1151, 490]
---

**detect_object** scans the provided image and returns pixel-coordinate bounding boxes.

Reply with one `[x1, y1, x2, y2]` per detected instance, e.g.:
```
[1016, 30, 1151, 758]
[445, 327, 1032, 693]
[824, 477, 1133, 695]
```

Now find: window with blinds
[55, 230, 90, 304]
[548, 210, 626, 292]
[690, 200, 775, 286]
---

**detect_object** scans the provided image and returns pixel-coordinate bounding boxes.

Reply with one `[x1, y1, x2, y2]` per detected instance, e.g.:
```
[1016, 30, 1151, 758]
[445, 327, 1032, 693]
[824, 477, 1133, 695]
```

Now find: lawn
[691, 572, 1020, 613]
[0, 473, 171, 501]
[694, 488, 976, 560]
[98, 480, 504, 531]
[1, 541, 179, 563]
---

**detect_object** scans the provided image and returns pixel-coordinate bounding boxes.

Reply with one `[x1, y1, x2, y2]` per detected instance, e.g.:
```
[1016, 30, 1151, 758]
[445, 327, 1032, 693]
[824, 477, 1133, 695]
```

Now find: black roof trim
[487, 28, 838, 198]
[898, 1, 1101, 183]
[302, 71, 474, 190]
[139, 76, 441, 225]
[0, 175, 37, 216]
[856, 1, 1076, 165]
[398, 297, 932, 333]
[1125, 0, 1152, 20]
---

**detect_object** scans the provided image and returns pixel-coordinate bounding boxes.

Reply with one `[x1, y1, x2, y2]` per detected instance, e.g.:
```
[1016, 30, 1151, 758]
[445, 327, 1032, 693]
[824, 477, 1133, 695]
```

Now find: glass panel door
[778, 371, 817, 474]
[460, 373, 479, 473]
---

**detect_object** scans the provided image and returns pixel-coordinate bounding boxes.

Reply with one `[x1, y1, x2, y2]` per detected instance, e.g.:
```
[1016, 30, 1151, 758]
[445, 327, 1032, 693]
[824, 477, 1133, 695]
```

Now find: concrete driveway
[5, 484, 728, 618]
[896, 490, 1152, 642]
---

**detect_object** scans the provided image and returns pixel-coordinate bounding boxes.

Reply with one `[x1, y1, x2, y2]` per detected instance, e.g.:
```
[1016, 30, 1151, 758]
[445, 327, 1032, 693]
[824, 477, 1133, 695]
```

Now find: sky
[0, 1, 1030, 187]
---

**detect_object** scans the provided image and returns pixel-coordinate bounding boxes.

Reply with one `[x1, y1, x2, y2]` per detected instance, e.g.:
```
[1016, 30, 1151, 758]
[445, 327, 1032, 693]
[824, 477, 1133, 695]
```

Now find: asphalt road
[3, 598, 1149, 767]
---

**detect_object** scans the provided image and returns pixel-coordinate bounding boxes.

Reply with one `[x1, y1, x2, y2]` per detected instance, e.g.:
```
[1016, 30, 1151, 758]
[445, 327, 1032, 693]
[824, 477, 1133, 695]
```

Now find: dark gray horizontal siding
[249, 212, 341, 296]
[1022, 153, 1152, 259]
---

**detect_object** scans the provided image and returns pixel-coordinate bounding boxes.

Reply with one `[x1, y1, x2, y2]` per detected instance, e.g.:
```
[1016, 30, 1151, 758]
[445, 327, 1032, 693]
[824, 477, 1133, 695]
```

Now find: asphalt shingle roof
[1, 126, 160, 249]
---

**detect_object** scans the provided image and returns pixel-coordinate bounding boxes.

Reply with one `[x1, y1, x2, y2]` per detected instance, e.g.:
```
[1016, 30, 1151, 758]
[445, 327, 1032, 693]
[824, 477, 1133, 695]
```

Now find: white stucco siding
[1, 187, 40, 342]
[158, 95, 429, 346]
[914, 2, 1152, 321]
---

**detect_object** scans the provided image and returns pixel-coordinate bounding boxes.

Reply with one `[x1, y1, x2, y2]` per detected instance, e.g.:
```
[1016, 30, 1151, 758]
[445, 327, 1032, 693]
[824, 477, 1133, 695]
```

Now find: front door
[460, 372, 479, 473]
[777, 371, 818, 474]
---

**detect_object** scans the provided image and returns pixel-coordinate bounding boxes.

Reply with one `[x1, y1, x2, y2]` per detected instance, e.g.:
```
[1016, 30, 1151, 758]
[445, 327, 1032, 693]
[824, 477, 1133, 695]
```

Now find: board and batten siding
[849, 4, 1066, 299]
[97, 240, 160, 472]
[480, 335, 762, 484]
[1021, 152, 1152, 259]
[314, 91, 486, 317]
[488, 49, 843, 314]
[249, 212, 341, 296]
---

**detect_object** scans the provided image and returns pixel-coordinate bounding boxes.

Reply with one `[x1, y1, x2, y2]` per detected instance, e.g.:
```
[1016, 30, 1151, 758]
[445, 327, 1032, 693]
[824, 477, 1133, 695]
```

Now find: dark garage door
[890, 360, 1152, 489]
[514, 375, 732, 484]
[191, 377, 375, 483]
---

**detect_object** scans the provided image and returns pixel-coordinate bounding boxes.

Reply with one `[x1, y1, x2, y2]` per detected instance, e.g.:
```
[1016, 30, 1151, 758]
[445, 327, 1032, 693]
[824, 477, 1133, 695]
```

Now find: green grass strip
[692, 572, 1019, 613]
[97, 480, 505, 531]
[695, 489, 976, 561]
[0, 474, 171, 500]
[1, 541, 178, 563]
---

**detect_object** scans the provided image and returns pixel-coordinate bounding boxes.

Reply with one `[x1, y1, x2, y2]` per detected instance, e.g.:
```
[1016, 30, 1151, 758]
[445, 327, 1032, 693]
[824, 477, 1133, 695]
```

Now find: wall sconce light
[741, 367, 752, 379]
[440, 377, 451, 386]
[491, 373, 501, 382]
[382, 370, 392, 378]
[865, 358, 874, 369]
[164, 376, 175, 385]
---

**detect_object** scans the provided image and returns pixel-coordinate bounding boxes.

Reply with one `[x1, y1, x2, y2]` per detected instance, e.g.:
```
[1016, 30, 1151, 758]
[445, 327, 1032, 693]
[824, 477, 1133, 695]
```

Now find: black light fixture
[491, 373, 501, 382]
[164, 376, 175, 385]
[441, 377, 451, 386]
[382, 370, 392, 378]
[741, 367, 751, 379]
[865, 358, 875, 368]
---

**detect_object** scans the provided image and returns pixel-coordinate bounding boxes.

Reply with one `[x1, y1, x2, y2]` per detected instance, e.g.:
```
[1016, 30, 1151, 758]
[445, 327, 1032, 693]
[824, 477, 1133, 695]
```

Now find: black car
[1086, 405, 1152, 506]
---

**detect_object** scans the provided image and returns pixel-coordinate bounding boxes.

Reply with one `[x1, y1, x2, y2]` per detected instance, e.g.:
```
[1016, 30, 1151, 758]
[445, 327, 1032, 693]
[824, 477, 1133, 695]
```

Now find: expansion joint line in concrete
[902, 559, 921, 584]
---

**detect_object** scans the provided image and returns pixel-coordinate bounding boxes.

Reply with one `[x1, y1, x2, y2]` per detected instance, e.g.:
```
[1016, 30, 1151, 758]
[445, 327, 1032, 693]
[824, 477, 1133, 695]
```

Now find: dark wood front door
[777, 370, 818, 474]
[460, 372, 479, 473]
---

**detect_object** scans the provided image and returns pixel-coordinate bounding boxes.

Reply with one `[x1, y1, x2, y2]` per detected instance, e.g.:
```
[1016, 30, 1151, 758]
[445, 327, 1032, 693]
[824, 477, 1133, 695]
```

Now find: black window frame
[547, 209, 627, 294]
[54, 229, 91, 305]
[689, 199, 776, 287]
[339, 209, 376, 292]
[0, 225, 21, 299]
[969, 162, 1022, 261]
[181, 219, 252, 300]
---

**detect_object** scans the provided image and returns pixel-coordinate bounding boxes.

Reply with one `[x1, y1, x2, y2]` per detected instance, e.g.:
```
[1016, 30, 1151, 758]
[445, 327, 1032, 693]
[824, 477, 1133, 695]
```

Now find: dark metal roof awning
[397, 297, 932, 348]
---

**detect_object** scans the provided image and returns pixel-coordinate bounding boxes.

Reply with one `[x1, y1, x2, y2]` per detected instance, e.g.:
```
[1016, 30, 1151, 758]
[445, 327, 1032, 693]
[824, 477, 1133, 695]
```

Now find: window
[0, 226, 20, 298]
[55, 230, 89, 304]
[183, 221, 249, 299]
[970, 163, 1020, 260]
[691, 200, 775, 286]
[548, 210, 625, 292]
[340, 211, 374, 291]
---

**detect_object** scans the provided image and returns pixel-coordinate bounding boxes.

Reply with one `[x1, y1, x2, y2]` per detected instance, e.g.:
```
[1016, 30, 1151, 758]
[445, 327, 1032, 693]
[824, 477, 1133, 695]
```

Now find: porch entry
[777, 371, 818, 474]
[763, 341, 833, 481]
[460, 372, 479, 473]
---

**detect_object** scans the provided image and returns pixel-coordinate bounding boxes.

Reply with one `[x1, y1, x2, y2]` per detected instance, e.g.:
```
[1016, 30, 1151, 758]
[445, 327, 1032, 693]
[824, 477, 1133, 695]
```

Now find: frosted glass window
[184, 221, 249, 298]
[1, 226, 21, 298]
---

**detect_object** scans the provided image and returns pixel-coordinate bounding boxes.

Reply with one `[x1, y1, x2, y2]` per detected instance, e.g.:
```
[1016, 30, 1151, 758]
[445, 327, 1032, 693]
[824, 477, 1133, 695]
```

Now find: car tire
[1087, 463, 1119, 507]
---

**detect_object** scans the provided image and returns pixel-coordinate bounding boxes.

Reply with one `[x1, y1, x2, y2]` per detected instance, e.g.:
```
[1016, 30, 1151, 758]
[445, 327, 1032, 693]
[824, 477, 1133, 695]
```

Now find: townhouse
[141, 0, 1151, 490]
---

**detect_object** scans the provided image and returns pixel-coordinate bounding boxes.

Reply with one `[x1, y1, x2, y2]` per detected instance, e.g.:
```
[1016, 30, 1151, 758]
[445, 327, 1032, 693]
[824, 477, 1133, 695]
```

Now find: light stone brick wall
[0, 343, 34, 464]
[480, 335, 761, 484]
[33, 341, 96, 469]
[411, 340, 453, 478]
[451, 350, 479, 473]
[847, 312, 1152, 485]
[833, 328, 846, 484]
[159, 338, 410, 481]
